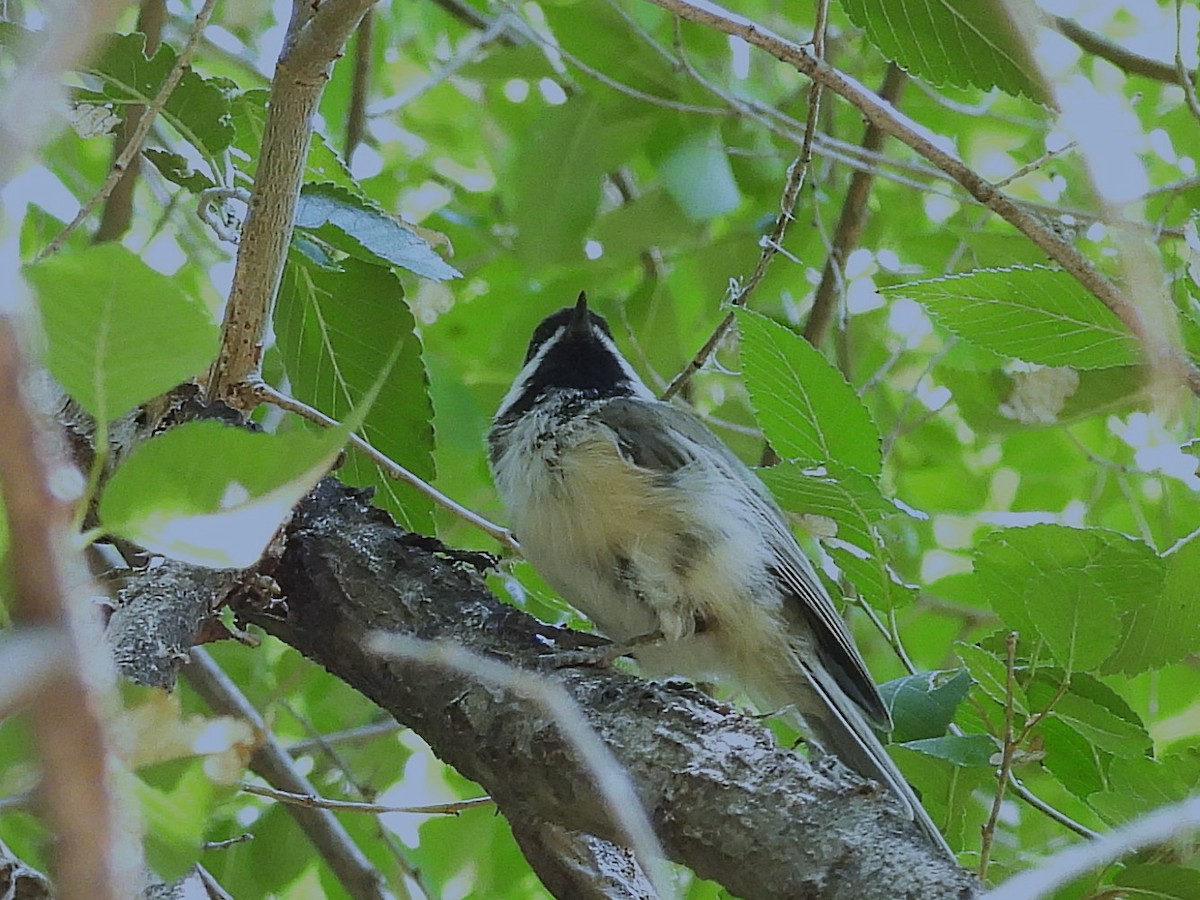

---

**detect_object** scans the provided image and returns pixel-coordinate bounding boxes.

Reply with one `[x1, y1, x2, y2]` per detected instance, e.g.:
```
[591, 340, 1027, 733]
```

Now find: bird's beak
[567, 291, 590, 337]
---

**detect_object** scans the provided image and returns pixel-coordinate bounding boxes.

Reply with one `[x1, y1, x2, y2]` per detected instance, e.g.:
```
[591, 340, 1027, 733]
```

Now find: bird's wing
[591, 398, 890, 728]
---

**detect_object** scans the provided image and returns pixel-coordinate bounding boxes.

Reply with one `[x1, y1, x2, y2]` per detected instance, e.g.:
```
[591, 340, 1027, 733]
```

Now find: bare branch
[207, 0, 379, 403]
[240, 782, 494, 816]
[94, 0, 167, 243]
[183, 648, 392, 900]
[344, 8, 374, 157]
[1053, 15, 1193, 85]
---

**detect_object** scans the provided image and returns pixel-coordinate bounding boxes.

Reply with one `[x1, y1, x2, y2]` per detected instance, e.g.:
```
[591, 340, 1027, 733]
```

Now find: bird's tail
[758, 663, 955, 859]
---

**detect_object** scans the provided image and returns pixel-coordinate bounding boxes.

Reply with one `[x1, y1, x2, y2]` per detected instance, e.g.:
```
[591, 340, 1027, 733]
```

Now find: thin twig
[184, 648, 391, 900]
[287, 720, 404, 755]
[804, 64, 906, 347]
[242, 782, 495, 816]
[251, 381, 519, 553]
[1175, 0, 1200, 124]
[641, 0, 1200, 398]
[38, 0, 219, 261]
[660, 6, 827, 401]
[978, 632, 1018, 880]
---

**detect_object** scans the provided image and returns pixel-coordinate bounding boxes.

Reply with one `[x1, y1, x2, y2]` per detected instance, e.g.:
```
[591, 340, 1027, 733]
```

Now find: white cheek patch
[493, 328, 565, 422]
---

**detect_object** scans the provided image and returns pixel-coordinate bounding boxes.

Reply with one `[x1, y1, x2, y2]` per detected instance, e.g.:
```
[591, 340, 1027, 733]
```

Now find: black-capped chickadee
[488, 293, 951, 856]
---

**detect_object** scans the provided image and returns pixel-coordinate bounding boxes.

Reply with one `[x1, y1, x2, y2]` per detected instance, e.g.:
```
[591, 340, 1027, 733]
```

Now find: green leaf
[1114, 863, 1200, 899]
[879, 266, 1141, 368]
[1088, 751, 1200, 824]
[655, 130, 740, 221]
[878, 669, 971, 742]
[759, 461, 915, 609]
[1111, 531, 1200, 673]
[899, 734, 995, 767]
[98, 420, 349, 568]
[974, 525, 1160, 674]
[24, 243, 219, 421]
[510, 97, 652, 265]
[277, 251, 435, 532]
[83, 33, 234, 159]
[955, 641, 1028, 717]
[839, 0, 1046, 101]
[737, 309, 883, 475]
[295, 182, 460, 281]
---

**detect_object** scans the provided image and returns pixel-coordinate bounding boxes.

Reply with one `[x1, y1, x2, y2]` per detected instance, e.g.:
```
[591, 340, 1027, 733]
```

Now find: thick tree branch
[641, 0, 1200, 398]
[207, 0, 378, 402]
[186, 480, 980, 900]
[1053, 16, 1192, 85]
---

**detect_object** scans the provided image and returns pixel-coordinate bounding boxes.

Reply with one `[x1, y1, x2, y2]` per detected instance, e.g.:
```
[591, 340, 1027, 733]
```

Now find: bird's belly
[500, 435, 786, 678]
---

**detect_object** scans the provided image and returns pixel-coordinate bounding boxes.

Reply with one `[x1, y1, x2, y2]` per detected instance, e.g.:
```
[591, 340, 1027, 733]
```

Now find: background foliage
[2, 0, 1200, 897]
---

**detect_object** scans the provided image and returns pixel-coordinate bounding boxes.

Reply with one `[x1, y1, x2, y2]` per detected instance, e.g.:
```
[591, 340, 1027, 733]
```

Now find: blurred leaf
[295, 182, 461, 281]
[510, 96, 652, 265]
[900, 734, 995, 767]
[1117, 531, 1200, 673]
[1089, 750, 1200, 824]
[99, 420, 349, 568]
[83, 33, 234, 158]
[1113, 863, 1200, 899]
[655, 129, 740, 221]
[135, 760, 215, 880]
[737, 309, 883, 475]
[881, 266, 1141, 368]
[277, 250, 435, 532]
[24, 243, 218, 421]
[974, 525, 1161, 674]
[878, 669, 971, 742]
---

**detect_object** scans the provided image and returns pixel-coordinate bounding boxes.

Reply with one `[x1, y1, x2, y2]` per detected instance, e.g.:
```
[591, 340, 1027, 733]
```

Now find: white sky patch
[887, 296, 932, 347]
[142, 231, 187, 276]
[584, 239, 603, 260]
[350, 143, 384, 180]
[1109, 412, 1200, 488]
[2, 166, 79, 222]
[434, 156, 495, 192]
[844, 247, 874, 279]
[728, 35, 751, 80]
[923, 195, 958, 224]
[1055, 73, 1149, 205]
[399, 181, 452, 221]
[921, 549, 972, 583]
[539, 78, 568, 105]
[504, 78, 530, 103]
[846, 277, 883, 314]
